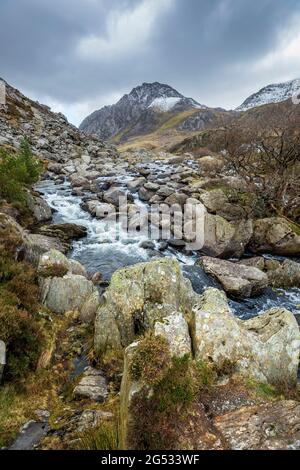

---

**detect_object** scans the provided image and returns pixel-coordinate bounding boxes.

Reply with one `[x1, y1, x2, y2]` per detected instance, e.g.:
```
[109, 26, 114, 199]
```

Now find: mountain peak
[80, 82, 204, 141]
[237, 78, 300, 111]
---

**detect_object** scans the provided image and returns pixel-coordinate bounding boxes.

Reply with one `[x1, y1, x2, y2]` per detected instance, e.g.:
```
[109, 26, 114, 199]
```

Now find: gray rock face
[0, 79, 118, 169]
[37, 223, 87, 243]
[198, 257, 268, 298]
[200, 189, 247, 221]
[103, 187, 127, 206]
[94, 258, 198, 353]
[192, 288, 300, 385]
[214, 401, 300, 450]
[73, 367, 108, 402]
[79, 82, 202, 141]
[202, 214, 253, 258]
[40, 274, 97, 315]
[154, 313, 192, 358]
[249, 218, 300, 256]
[267, 259, 300, 288]
[26, 193, 52, 222]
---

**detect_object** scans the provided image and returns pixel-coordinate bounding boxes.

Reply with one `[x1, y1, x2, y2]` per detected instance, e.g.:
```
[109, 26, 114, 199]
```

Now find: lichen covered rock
[198, 256, 268, 298]
[94, 258, 198, 353]
[192, 288, 300, 385]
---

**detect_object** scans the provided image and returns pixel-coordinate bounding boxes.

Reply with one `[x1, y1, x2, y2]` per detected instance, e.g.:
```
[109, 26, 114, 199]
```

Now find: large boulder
[40, 274, 97, 315]
[200, 189, 247, 221]
[202, 214, 253, 258]
[38, 249, 70, 277]
[37, 223, 87, 243]
[103, 186, 127, 206]
[214, 401, 300, 450]
[267, 259, 300, 288]
[26, 193, 52, 223]
[249, 218, 300, 256]
[0, 212, 65, 265]
[198, 257, 268, 298]
[94, 258, 198, 353]
[26, 234, 68, 265]
[192, 288, 300, 385]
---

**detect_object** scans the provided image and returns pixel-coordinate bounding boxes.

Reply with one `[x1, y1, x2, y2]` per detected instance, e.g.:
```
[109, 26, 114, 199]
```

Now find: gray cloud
[1, 0, 300, 125]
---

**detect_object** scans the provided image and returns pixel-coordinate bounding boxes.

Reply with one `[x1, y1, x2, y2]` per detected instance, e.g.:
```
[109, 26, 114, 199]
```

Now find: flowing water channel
[36, 165, 300, 322]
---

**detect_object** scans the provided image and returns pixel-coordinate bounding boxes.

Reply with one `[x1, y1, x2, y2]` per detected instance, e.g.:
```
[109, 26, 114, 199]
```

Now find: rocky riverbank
[1, 80, 300, 450]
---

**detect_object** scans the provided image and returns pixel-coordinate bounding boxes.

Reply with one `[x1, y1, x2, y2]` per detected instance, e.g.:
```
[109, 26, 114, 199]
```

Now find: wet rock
[267, 259, 300, 288]
[127, 177, 146, 192]
[214, 401, 300, 450]
[249, 218, 300, 256]
[37, 223, 87, 242]
[26, 193, 52, 222]
[139, 240, 156, 250]
[139, 186, 155, 202]
[192, 288, 300, 385]
[164, 193, 188, 207]
[9, 421, 49, 450]
[103, 186, 127, 206]
[198, 257, 268, 298]
[73, 367, 108, 402]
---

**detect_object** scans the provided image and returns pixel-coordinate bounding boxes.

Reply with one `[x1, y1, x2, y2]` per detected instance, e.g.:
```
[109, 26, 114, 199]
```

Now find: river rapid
[36, 162, 300, 322]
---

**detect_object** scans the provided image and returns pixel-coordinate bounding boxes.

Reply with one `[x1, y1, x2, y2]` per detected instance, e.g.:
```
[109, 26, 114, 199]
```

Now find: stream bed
[36, 173, 300, 322]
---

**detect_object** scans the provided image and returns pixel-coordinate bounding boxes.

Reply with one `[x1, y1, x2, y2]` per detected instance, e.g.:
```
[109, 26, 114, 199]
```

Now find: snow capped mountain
[79, 82, 205, 141]
[237, 78, 300, 111]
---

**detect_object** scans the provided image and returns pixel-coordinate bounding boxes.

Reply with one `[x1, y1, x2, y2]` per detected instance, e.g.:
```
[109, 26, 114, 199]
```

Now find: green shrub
[0, 300, 44, 381]
[0, 139, 43, 206]
[0, 238, 44, 380]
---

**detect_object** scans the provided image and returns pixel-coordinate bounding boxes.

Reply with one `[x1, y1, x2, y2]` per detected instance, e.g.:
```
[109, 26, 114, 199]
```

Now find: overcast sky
[1, 0, 300, 126]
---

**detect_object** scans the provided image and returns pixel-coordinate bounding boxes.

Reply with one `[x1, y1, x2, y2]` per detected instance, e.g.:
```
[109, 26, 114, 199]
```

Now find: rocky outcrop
[214, 401, 300, 450]
[94, 258, 198, 353]
[249, 218, 300, 256]
[26, 193, 52, 223]
[40, 274, 97, 315]
[0, 79, 117, 165]
[192, 288, 300, 385]
[202, 214, 253, 258]
[198, 257, 268, 298]
[37, 223, 87, 244]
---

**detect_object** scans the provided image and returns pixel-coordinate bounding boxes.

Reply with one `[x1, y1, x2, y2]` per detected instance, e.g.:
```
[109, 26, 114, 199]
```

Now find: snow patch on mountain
[148, 96, 182, 112]
[237, 78, 300, 111]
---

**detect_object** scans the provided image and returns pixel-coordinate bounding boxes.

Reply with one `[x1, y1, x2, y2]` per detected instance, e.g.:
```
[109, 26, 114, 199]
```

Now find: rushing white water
[36, 165, 300, 320]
